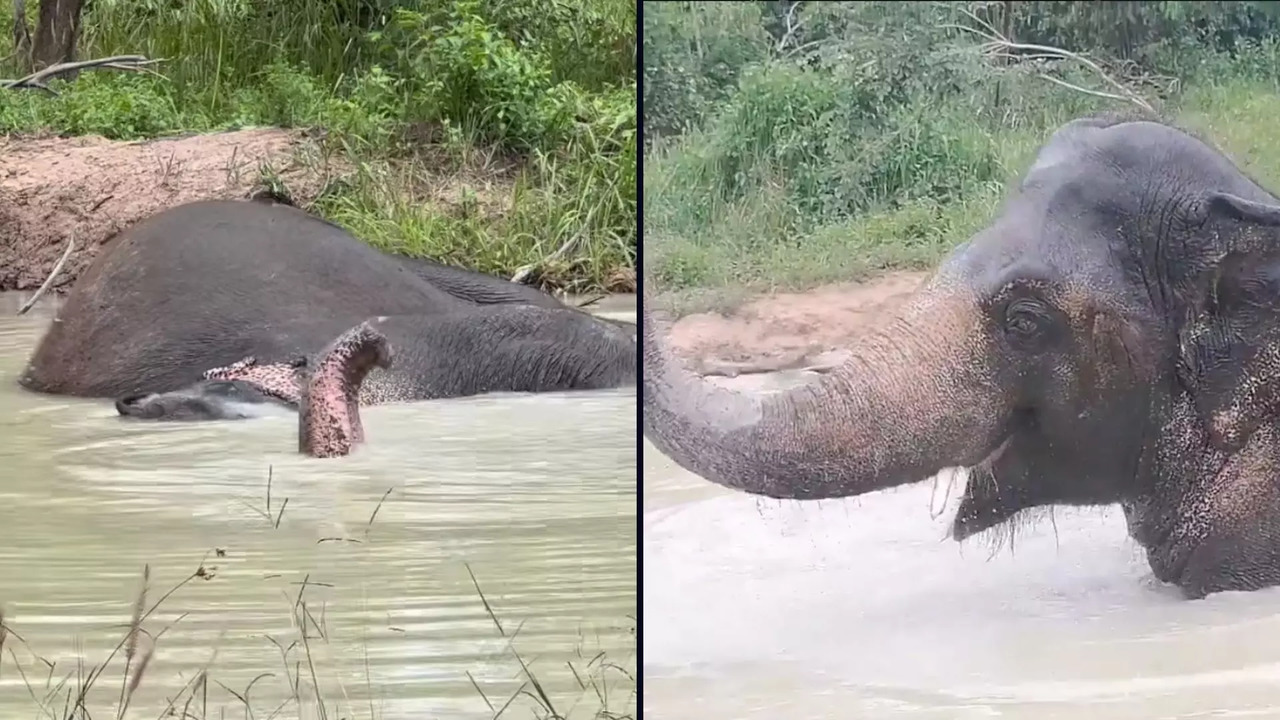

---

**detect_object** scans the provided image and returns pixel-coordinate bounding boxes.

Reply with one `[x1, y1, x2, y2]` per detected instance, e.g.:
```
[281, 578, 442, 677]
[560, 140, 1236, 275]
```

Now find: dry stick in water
[17, 235, 74, 316]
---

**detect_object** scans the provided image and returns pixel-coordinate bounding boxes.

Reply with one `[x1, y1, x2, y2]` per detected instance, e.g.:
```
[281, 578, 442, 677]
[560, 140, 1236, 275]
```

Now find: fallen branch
[2, 54, 162, 95]
[17, 234, 74, 316]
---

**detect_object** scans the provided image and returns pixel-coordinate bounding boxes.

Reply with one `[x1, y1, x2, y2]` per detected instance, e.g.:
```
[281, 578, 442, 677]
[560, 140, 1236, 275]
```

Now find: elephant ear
[1205, 250, 1280, 316]
[1205, 191, 1280, 227]
[1181, 235, 1280, 452]
[1194, 190, 1280, 313]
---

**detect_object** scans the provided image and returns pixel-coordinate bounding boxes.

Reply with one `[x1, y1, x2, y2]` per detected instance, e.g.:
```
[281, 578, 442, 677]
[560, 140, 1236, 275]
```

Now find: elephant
[643, 110, 1280, 599]
[115, 305, 636, 420]
[18, 197, 636, 415]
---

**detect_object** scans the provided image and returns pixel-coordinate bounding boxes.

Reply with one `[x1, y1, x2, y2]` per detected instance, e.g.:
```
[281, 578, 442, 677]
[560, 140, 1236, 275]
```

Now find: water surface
[644, 371, 1280, 720]
[0, 291, 636, 719]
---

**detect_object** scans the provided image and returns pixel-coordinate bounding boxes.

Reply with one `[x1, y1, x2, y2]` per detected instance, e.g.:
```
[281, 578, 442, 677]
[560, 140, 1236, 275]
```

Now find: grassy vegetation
[1, 0, 636, 294]
[643, 1, 1280, 312]
[1, 560, 635, 719]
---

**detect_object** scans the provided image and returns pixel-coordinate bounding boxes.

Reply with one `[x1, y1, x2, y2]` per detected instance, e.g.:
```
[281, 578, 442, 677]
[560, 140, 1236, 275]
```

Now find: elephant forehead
[939, 231, 1130, 313]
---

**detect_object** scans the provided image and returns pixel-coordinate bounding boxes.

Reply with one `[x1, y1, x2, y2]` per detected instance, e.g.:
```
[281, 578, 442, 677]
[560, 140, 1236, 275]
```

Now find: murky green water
[644, 371, 1280, 720]
[0, 292, 636, 719]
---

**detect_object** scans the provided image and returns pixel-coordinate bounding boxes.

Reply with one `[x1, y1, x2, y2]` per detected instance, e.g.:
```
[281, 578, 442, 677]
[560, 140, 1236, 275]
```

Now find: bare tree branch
[17, 234, 75, 316]
[775, 1, 804, 54]
[945, 5, 1159, 114]
[2, 54, 161, 95]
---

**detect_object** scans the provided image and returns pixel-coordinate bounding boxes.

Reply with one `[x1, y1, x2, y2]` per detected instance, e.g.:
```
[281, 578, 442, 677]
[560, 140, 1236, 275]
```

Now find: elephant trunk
[643, 284, 1011, 499]
[299, 321, 393, 458]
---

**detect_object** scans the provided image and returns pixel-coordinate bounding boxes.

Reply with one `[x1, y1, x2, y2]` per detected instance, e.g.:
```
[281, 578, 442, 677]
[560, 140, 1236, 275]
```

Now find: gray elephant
[644, 111, 1280, 599]
[19, 198, 635, 417]
[116, 305, 635, 420]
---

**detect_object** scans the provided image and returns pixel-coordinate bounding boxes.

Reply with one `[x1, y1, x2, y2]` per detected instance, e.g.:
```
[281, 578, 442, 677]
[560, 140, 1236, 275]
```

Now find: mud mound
[664, 271, 929, 377]
[0, 128, 331, 292]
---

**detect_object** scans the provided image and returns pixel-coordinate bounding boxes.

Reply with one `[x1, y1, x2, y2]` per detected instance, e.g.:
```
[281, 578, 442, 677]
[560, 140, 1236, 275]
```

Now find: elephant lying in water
[644, 111, 1280, 598]
[116, 306, 634, 420]
[19, 198, 635, 416]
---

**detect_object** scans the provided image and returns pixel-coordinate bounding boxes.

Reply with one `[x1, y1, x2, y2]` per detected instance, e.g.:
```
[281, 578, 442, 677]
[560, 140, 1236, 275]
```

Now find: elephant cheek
[1084, 308, 1157, 393]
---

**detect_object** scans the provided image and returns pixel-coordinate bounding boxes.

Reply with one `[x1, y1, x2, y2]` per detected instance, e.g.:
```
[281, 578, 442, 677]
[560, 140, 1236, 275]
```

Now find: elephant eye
[1003, 298, 1051, 344]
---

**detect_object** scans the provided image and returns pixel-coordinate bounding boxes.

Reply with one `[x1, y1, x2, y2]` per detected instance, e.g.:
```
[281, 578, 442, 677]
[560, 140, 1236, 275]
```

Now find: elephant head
[115, 356, 307, 421]
[644, 113, 1280, 597]
[115, 379, 291, 421]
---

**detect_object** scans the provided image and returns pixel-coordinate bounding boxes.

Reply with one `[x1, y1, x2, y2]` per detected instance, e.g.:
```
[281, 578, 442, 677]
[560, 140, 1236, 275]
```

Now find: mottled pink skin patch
[203, 356, 306, 405]
[299, 322, 393, 458]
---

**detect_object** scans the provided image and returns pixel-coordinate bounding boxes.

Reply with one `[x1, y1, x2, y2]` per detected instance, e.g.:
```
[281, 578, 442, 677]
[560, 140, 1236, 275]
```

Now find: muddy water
[0, 292, 636, 719]
[645, 370, 1280, 720]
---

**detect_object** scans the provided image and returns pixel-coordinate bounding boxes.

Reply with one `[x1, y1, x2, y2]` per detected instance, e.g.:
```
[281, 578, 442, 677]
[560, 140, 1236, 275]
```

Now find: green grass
[642, 1, 1280, 314]
[0, 0, 636, 294]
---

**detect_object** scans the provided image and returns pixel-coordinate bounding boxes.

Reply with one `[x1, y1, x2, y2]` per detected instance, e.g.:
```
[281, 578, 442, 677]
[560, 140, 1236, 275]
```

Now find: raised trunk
[642, 283, 1011, 500]
[299, 321, 393, 459]
[32, 0, 84, 70]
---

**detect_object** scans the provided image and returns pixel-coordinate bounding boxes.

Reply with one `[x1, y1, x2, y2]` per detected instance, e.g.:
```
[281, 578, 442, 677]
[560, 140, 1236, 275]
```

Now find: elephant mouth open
[949, 409, 1040, 541]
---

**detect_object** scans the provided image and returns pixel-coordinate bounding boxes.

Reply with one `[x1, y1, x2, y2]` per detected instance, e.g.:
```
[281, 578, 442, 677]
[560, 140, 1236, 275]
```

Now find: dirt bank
[662, 270, 929, 377]
[0, 128, 333, 292]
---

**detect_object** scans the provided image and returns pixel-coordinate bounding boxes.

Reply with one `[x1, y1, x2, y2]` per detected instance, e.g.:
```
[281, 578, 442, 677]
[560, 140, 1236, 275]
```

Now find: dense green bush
[644, 1, 1280, 300]
[642, 1, 1280, 146]
[0, 0, 636, 293]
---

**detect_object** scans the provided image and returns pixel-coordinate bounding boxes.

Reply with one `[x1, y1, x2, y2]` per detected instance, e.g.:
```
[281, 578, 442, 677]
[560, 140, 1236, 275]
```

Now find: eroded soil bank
[0, 128, 332, 291]
[661, 270, 929, 378]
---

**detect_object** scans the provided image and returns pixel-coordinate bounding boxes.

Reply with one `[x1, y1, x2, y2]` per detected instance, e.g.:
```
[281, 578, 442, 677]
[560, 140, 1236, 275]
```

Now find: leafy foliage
[644, 1, 1280, 298]
[0, 0, 636, 293]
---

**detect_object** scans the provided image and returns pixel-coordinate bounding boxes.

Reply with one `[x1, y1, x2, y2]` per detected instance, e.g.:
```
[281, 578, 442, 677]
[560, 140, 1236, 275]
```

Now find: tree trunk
[11, 0, 32, 71]
[31, 0, 85, 70]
